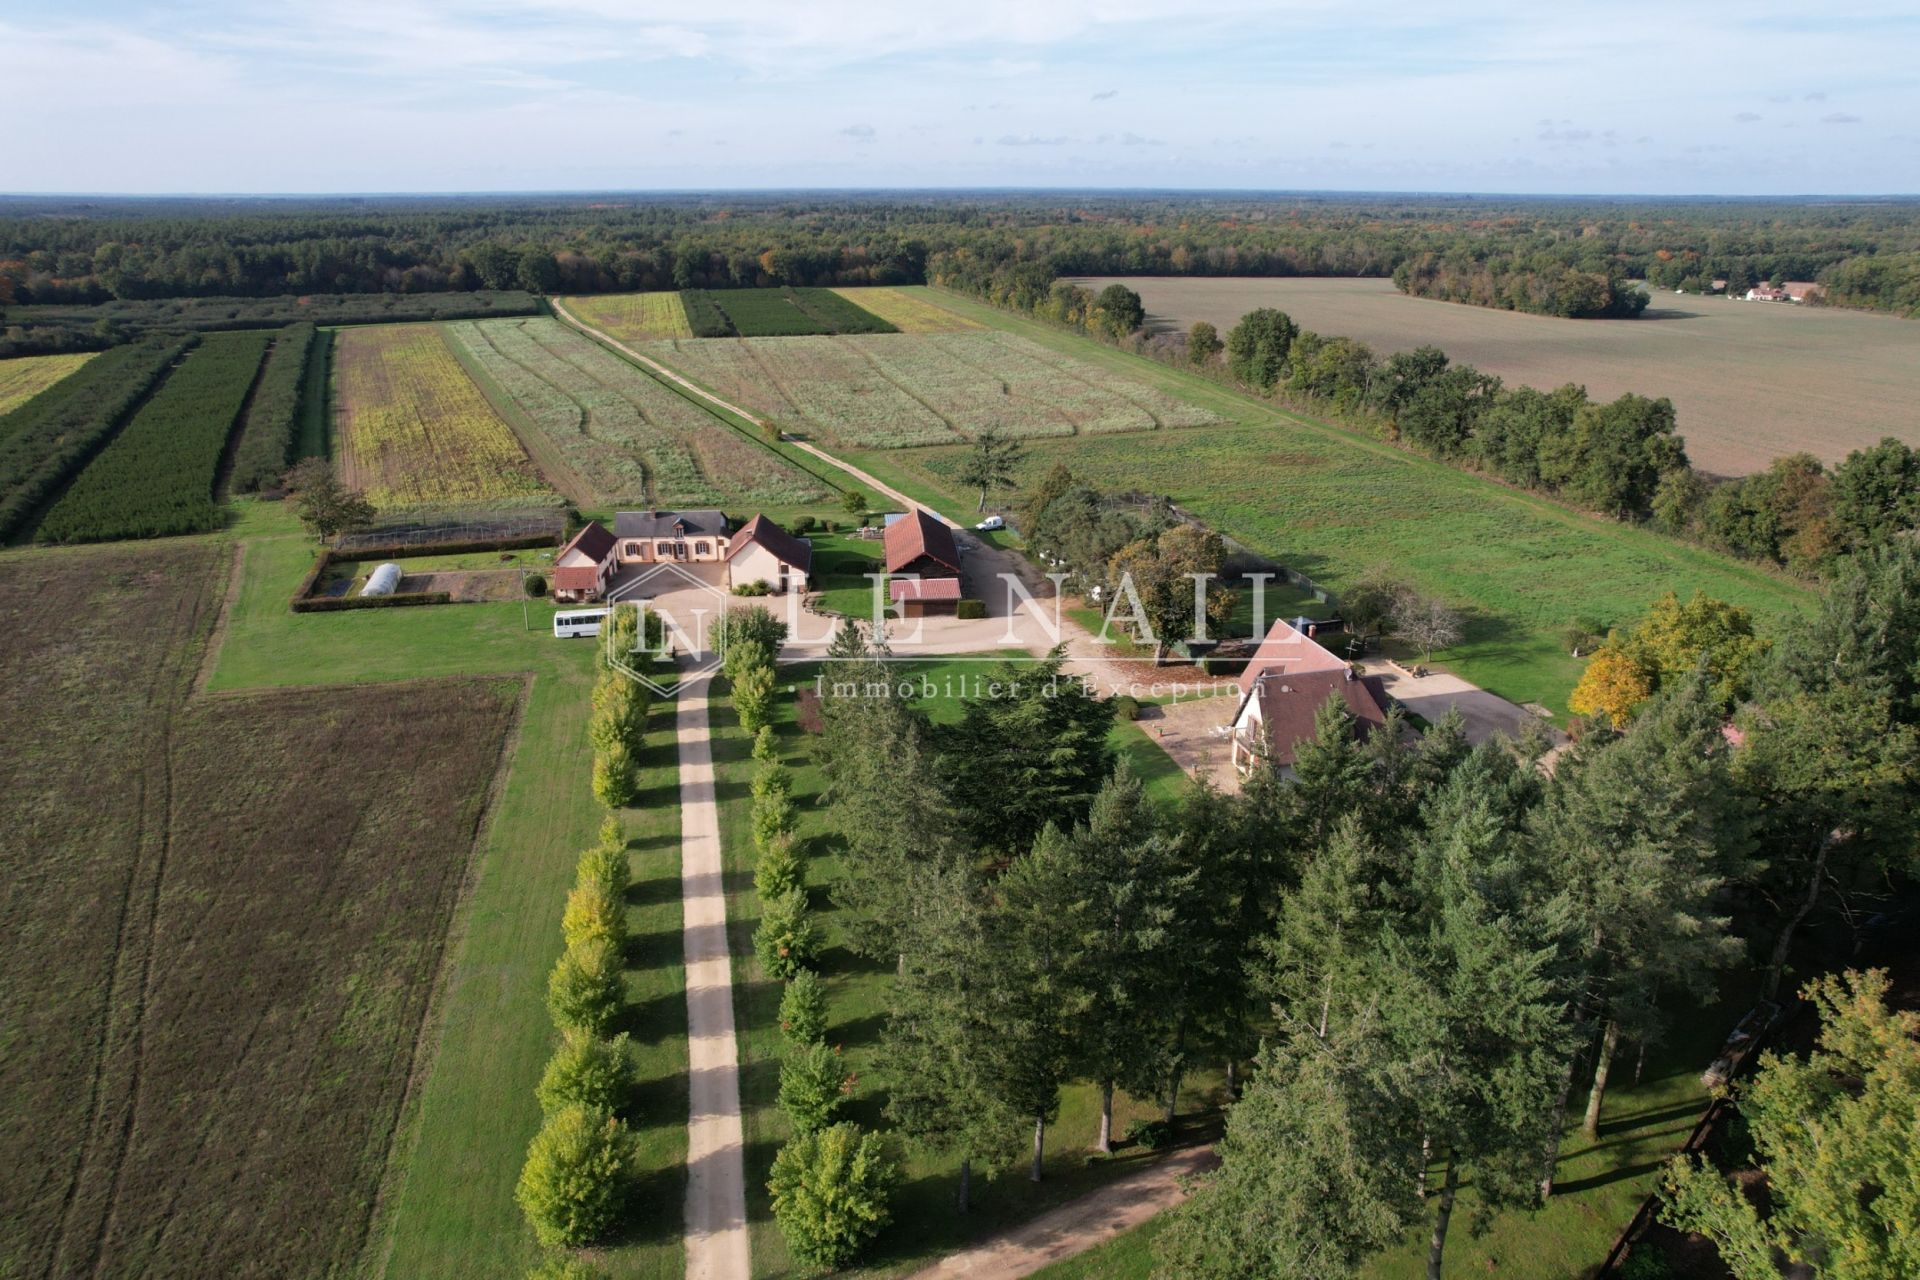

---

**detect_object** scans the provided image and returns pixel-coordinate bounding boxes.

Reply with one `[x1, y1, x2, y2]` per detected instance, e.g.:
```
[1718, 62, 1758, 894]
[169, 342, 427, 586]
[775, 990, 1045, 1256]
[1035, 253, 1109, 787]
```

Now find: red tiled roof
[889, 576, 963, 601]
[725, 513, 813, 571]
[1240, 669, 1390, 768]
[559, 520, 617, 565]
[883, 507, 961, 576]
[1236, 618, 1350, 696]
[554, 564, 605, 591]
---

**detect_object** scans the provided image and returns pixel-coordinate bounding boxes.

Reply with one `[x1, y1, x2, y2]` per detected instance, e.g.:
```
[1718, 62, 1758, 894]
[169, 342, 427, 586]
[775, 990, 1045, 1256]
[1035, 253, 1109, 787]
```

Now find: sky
[8, 1, 1920, 195]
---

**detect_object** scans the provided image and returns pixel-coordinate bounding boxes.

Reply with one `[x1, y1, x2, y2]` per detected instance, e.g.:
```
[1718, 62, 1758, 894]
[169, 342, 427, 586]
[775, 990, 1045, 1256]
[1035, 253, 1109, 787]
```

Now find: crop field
[0, 351, 95, 413]
[39, 330, 271, 542]
[334, 323, 552, 506]
[1073, 275, 1920, 476]
[559, 291, 693, 341]
[448, 316, 826, 507]
[0, 543, 521, 1279]
[829, 286, 982, 333]
[0, 335, 190, 541]
[645, 330, 1221, 448]
[678, 286, 899, 338]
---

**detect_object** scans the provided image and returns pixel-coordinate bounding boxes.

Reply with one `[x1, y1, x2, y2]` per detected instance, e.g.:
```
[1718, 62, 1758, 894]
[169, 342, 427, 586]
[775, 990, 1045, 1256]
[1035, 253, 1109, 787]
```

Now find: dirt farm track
[1073, 276, 1920, 477]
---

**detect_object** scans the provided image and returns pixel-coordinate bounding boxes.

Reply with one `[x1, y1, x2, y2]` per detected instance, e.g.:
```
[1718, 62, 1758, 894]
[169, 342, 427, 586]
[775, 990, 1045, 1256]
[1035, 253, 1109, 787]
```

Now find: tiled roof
[883, 507, 961, 575]
[1235, 618, 1350, 695]
[1242, 669, 1390, 768]
[559, 520, 617, 564]
[889, 576, 963, 601]
[725, 513, 813, 571]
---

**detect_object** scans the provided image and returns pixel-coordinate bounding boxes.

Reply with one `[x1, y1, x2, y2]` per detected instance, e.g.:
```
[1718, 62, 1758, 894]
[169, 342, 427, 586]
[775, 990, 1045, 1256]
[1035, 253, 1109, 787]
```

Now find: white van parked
[553, 608, 609, 638]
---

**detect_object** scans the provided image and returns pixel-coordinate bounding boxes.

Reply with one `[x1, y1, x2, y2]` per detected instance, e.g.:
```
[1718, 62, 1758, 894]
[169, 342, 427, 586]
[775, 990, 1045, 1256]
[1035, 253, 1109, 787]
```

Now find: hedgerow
[39, 331, 271, 542]
[0, 334, 191, 540]
[229, 324, 316, 492]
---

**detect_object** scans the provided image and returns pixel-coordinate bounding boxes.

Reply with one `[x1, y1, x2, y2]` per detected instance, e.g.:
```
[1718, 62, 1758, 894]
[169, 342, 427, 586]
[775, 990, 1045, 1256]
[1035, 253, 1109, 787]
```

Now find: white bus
[553, 607, 609, 638]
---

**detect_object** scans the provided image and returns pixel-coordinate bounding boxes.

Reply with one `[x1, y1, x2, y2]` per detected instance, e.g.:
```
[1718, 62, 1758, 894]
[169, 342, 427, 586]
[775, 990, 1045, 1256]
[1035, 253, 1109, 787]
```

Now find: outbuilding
[883, 507, 962, 579]
[890, 575, 962, 617]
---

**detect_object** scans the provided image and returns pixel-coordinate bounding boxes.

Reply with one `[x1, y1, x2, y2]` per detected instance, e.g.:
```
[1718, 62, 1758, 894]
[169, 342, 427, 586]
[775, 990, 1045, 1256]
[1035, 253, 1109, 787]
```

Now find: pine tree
[882, 862, 1022, 1212]
[1530, 672, 1750, 1186]
[982, 825, 1091, 1181]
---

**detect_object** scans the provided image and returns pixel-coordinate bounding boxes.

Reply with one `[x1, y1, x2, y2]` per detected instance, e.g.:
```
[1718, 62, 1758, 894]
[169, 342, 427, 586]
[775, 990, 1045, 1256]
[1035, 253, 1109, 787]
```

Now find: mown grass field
[712, 659, 1216, 1280]
[1073, 275, 1920, 477]
[829, 289, 1813, 714]
[0, 351, 95, 413]
[208, 503, 689, 1280]
[333, 323, 553, 507]
[446, 316, 826, 508]
[0, 540, 524, 1280]
[642, 331, 1220, 450]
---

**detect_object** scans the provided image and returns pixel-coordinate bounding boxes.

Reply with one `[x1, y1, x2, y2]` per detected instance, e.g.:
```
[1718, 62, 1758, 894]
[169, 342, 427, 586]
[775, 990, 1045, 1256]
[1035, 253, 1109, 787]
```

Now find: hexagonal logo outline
[603, 560, 732, 697]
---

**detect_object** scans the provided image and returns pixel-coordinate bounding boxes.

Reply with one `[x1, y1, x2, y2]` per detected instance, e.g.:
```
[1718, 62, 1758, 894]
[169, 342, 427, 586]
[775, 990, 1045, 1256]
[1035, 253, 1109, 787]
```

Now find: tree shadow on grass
[628, 1070, 690, 1133]
[620, 988, 688, 1040]
[1550, 1159, 1667, 1196]
[626, 926, 685, 971]
[1597, 1099, 1702, 1139]
[734, 978, 784, 1038]
[605, 1162, 689, 1250]
[627, 872, 681, 909]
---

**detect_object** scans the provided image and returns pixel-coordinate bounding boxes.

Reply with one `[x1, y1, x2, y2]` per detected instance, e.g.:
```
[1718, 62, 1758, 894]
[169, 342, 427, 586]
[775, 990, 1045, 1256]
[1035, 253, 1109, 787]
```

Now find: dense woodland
[799, 540, 1918, 1278]
[3, 193, 1919, 330]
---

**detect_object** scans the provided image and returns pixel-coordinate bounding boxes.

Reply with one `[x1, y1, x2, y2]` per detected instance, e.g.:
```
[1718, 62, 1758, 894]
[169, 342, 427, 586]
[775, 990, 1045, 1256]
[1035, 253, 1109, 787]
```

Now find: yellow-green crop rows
[828, 286, 983, 333]
[557, 291, 693, 342]
[333, 323, 551, 507]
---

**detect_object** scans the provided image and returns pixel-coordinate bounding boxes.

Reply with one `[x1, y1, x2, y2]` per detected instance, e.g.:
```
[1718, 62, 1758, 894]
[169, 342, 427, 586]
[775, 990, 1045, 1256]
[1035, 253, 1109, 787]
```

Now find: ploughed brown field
[1072, 276, 1920, 477]
[0, 544, 520, 1280]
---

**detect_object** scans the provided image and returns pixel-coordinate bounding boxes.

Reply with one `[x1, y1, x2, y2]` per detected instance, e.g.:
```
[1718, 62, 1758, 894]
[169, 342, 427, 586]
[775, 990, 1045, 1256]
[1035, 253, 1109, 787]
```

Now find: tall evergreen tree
[1529, 672, 1752, 1184]
[982, 825, 1091, 1181]
[937, 649, 1114, 854]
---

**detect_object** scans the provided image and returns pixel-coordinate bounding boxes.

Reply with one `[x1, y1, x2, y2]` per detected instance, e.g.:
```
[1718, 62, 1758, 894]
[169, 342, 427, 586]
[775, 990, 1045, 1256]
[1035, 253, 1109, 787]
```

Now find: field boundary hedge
[229, 324, 318, 493]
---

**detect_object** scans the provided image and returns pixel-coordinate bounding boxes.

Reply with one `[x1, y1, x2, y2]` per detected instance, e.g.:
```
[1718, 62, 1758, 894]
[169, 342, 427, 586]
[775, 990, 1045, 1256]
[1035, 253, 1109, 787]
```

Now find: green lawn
[806, 531, 889, 618]
[823, 289, 1814, 716]
[206, 499, 686, 1280]
[713, 657, 1206, 1279]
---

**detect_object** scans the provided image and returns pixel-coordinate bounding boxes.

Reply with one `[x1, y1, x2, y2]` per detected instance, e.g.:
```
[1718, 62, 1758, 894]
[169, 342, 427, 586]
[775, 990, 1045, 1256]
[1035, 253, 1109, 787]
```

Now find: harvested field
[559, 291, 692, 342]
[447, 316, 825, 506]
[1072, 275, 1920, 476]
[0, 351, 95, 414]
[829, 286, 981, 333]
[644, 331, 1220, 449]
[0, 544, 520, 1279]
[333, 323, 551, 506]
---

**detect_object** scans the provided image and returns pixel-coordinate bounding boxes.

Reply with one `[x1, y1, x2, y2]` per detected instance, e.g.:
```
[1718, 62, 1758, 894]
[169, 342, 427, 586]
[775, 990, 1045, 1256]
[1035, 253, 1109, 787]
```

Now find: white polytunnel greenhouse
[360, 562, 404, 597]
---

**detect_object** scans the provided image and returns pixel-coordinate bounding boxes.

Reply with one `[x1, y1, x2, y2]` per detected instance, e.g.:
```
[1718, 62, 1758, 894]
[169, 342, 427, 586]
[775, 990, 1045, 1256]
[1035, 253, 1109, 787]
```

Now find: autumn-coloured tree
[1568, 641, 1654, 725]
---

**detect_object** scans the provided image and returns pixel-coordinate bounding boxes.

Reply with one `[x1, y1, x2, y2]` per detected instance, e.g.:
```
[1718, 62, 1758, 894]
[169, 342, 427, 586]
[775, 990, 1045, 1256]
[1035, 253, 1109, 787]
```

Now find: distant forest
[3, 193, 1918, 348]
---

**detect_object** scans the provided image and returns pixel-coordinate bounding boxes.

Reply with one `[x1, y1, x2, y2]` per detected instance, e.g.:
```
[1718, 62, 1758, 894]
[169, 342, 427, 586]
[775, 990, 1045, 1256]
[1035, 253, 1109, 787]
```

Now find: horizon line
[4, 186, 1920, 203]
